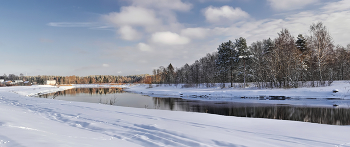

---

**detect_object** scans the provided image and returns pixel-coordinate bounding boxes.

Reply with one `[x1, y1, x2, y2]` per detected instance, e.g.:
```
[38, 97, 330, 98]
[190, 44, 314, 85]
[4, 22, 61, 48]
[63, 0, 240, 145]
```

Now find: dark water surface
[38, 88, 350, 125]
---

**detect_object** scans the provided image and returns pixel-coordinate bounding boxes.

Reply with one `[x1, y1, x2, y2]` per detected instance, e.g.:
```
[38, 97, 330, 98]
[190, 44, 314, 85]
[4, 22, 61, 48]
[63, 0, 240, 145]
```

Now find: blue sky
[1, 0, 349, 76]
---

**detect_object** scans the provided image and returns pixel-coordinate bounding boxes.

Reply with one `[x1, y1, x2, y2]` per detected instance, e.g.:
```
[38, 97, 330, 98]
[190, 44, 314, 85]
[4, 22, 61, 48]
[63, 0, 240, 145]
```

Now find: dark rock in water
[259, 96, 267, 100]
[327, 98, 342, 100]
[214, 102, 228, 104]
[333, 89, 339, 93]
[269, 96, 287, 100]
[333, 104, 339, 107]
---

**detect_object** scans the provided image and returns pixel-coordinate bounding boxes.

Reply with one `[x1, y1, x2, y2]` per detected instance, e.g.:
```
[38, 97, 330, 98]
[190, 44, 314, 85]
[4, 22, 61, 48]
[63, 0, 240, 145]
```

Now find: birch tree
[308, 22, 334, 82]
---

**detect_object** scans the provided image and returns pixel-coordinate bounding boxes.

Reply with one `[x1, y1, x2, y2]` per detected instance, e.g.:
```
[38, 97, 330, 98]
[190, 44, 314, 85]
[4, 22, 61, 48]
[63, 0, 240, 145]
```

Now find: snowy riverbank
[5, 81, 350, 108]
[126, 81, 350, 99]
[1, 85, 350, 146]
[124, 81, 350, 108]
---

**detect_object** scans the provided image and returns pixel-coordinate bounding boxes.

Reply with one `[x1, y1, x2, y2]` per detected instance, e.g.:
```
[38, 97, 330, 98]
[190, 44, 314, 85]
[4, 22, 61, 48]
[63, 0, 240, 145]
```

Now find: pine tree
[235, 37, 251, 87]
[295, 34, 312, 77]
[215, 40, 239, 87]
[296, 34, 307, 52]
[263, 38, 274, 55]
[167, 63, 174, 84]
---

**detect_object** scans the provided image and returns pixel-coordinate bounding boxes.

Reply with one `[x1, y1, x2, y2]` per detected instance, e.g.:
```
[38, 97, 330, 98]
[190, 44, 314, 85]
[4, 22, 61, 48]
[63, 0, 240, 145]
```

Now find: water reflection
[38, 88, 350, 125]
[39, 88, 124, 98]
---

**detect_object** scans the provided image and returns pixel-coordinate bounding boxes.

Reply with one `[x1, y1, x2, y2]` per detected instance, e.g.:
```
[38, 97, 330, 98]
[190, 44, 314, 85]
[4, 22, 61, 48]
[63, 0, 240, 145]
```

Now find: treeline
[150, 22, 350, 88]
[0, 74, 149, 85]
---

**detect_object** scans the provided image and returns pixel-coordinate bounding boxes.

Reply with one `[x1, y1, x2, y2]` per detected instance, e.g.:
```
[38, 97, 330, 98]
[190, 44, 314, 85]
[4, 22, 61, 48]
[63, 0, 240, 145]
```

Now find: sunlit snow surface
[1, 83, 350, 146]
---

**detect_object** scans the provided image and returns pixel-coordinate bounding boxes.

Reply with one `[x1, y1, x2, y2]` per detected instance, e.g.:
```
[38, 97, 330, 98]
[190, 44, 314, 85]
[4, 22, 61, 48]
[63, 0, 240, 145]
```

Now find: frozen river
[38, 88, 350, 125]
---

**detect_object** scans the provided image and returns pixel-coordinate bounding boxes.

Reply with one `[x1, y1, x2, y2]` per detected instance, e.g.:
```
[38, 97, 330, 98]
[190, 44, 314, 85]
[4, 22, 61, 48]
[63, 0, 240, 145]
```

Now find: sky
[1, 0, 350, 76]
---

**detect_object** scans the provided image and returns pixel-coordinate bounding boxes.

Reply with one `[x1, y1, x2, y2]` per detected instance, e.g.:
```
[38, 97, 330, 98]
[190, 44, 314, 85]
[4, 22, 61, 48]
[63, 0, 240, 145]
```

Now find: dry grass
[108, 83, 125, 85]
[58, 84, 73, 86]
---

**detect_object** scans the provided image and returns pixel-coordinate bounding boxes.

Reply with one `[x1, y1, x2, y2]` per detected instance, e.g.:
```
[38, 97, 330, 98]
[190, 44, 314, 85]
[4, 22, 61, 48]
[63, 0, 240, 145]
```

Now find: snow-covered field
[1, 84, 350, 146]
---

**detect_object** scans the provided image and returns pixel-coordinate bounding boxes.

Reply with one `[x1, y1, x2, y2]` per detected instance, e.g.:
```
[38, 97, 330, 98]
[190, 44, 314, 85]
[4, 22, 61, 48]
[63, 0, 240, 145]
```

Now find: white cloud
[129, 0, 192, 12]
[53, 0, 350, 76]
[267, 0, 318, 11]
[102, 64, 109, 67]
[47, 22, 104, 28]
[103, 6, 160, 27]
[322, 0, 350, 12]
[103, 6, 165, 40]
[151, 31, 190, 45]
[47, 22, 91, 27]
[203, 6, 249, 23]
[214, 6, 350, 47]
[101, 0, 192, 43]
[137, 43, 153, 52]
[181, 28, 211, 39]
[118, 25, 141, 41]
[198, 0, 232, 2]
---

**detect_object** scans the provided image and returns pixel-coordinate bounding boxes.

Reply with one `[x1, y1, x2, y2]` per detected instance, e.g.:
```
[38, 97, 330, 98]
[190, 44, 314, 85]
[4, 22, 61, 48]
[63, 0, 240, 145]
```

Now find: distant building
[46, 80, 56, 85]
[23, 81, 31, 86]
[14, 80, 23, 84]
[5, 81, 13, 85]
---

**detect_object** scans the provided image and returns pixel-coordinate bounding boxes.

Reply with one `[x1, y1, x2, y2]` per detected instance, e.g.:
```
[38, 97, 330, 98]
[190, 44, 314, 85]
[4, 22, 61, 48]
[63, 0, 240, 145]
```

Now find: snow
[1, 84, 350, 146]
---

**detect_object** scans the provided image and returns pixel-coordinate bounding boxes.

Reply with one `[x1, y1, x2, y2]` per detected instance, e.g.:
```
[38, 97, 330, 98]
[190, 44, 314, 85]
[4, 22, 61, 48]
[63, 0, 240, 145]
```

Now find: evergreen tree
[263, 38, 274, 55]
[296, 34, 307, 52]
[235, 37, 252, 87]
[215, 40, 239, 87]
[167, 63, 175, 84]
[296, 34, 312, 78]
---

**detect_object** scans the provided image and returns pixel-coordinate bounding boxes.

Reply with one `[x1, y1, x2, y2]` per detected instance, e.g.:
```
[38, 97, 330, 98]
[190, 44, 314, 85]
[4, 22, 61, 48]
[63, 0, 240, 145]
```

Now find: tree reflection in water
[39, 88, 124, 98]
[154, 97, 350, 125]
[38, 88, 350, 125]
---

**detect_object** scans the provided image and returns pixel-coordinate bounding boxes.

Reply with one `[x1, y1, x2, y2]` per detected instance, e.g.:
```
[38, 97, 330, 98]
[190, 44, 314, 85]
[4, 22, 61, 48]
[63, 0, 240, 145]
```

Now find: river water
[37, 88, 350, 125]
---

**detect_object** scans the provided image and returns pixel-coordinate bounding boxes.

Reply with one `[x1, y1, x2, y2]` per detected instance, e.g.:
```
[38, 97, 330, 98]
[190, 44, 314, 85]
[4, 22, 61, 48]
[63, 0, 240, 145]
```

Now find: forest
[0, 74, 148, 85]
[148, 22, 350, 88]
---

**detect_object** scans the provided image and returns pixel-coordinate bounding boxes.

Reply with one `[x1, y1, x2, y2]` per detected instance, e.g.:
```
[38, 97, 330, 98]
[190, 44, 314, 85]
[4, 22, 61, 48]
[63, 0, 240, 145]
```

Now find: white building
[0, 79, 4, 83]
[14, 80, 23, 84]
[46, 80, 56, 85]
[5, 80, 14, 85]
